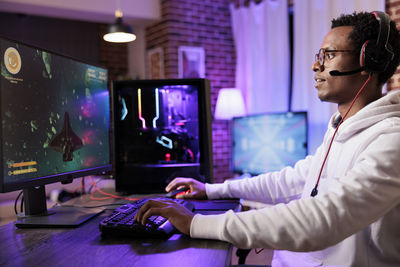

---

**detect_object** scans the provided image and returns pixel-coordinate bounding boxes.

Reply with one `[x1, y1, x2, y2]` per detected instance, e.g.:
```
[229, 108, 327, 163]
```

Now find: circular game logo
[4, 47, 22, 75]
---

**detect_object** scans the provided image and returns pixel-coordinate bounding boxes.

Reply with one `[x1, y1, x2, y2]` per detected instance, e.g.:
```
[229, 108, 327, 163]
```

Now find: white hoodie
[190, 90, 400, 267]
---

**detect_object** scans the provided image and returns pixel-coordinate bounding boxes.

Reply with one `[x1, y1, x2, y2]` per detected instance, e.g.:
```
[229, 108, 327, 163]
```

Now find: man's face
[312, 26, 364, 104]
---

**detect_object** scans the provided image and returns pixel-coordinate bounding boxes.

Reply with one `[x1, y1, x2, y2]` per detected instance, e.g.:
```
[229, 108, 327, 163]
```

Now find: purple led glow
[161, 85, 189, 89]
[137, 88, 147, 129]
[152, 88, 160, 128]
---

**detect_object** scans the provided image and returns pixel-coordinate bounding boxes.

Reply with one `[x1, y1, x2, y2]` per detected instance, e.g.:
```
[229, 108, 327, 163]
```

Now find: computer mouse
[165, 187, 190, 198]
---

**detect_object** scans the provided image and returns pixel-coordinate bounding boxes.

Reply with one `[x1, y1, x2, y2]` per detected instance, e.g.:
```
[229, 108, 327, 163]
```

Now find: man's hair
[331, 12, 400, 85]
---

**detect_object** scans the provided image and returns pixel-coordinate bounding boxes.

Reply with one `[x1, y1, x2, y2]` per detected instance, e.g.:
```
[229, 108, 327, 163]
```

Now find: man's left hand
[134, 199, 194, 235]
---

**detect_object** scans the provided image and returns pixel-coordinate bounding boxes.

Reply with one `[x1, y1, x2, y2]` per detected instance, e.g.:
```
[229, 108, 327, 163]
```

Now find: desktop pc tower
[111, 79, 213, 193]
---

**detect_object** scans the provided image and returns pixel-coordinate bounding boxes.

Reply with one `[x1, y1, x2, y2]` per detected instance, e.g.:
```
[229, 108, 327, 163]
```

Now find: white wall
[0, 0, 160, 24]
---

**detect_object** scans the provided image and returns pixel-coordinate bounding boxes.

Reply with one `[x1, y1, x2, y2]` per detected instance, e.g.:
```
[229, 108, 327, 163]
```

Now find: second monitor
[232, 112, 308, 176]
[112, 79, 213, 193]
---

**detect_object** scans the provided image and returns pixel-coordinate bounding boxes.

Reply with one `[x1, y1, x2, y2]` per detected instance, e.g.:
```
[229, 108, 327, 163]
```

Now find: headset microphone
[329, 67, 364, 76]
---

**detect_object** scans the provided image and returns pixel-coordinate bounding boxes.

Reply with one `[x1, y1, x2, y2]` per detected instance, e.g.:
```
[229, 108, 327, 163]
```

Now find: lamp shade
[214, 88, 246, 120]
[103, 17, 136, 43]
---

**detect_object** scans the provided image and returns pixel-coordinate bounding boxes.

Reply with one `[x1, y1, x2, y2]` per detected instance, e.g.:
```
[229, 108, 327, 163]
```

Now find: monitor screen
[0, 37, 111, 226]
[112, 79, 213, 193]
[232, 112, 307, 175]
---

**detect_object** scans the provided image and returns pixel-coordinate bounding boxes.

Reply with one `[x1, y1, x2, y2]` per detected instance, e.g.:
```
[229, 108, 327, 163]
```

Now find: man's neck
[338, 89, 382, 120]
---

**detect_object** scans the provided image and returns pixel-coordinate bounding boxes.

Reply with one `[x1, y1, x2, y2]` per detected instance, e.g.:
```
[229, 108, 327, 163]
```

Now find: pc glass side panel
[112, 79, 212, 193]
[0, 37, 111, 193]
[232, 112, 308, 176]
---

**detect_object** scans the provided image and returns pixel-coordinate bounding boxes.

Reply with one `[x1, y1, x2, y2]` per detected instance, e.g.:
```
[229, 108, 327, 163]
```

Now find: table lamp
[214, 88, 246, 120]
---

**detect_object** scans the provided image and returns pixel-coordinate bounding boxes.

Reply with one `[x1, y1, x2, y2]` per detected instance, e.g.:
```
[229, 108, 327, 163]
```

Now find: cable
[311, 73, 373, 197]
[81, 176, 85, 194]
[20, 195, 24, 213]
[88, 176, 140, 202]
[63, 175, 109, 199]
[255, 248, 264, 254]
[14, 190, 23, 215]
[87, 176, 106, 194]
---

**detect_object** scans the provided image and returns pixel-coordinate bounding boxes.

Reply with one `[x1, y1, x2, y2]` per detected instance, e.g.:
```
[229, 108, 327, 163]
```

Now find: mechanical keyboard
[99, 198, 194, 238]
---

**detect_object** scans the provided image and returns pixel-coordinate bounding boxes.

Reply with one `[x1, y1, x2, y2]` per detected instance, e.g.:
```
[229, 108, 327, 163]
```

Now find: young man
[135, 12, 400, 266]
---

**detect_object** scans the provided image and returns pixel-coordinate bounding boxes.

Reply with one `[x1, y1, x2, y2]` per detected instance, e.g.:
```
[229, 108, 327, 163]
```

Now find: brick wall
[146, 0, 236, 182]
[387, 0, 400, 90]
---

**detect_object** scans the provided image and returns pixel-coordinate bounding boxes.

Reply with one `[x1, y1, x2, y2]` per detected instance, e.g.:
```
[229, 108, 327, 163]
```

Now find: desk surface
[0, 197, 237, 267]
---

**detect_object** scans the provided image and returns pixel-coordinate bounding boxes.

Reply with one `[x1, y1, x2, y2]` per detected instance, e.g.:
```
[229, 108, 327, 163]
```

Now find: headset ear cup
[360, 40, 379, 71]
[361, 11, 394, 73]
[360, 39, 390, 72]
[360, 41, 368, 68]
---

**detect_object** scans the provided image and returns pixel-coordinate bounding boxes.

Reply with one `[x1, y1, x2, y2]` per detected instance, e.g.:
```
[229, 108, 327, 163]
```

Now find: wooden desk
[0, 198, 237, 267]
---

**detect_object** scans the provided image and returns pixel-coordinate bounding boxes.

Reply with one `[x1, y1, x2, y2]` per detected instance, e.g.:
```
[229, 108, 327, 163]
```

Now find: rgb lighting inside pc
[120, 85, 199, 164]
[112, 79, 212, 193]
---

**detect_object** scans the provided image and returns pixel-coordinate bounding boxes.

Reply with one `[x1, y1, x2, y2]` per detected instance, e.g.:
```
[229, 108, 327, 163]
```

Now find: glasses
[315, 48, 354, 66]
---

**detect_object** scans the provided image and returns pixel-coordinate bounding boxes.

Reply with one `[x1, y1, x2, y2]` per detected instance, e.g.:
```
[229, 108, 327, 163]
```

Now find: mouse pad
[188, 199, 239, 211]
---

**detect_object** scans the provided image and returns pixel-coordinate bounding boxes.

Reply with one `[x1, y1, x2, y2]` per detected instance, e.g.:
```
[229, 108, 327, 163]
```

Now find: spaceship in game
[49, 112, 83, 161]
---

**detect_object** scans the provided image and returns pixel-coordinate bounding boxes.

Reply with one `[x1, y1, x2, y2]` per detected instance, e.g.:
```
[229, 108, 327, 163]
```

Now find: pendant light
[103, 0, 136, 43]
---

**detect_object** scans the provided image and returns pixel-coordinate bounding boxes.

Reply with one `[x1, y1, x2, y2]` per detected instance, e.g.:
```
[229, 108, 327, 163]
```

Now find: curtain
[230, 0, 290, 114]
[292, 0, 385, 154]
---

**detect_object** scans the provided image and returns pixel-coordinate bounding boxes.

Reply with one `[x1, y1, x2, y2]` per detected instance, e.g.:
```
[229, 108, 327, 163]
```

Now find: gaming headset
[360, 11, 394, 73]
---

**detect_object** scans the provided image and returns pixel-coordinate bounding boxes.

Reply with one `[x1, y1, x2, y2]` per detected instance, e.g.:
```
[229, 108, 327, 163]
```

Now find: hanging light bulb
[103, 1, 136, 43]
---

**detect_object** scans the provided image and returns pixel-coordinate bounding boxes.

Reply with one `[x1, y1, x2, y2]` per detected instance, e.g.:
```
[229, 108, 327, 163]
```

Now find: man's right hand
[166, 177, 207, 199]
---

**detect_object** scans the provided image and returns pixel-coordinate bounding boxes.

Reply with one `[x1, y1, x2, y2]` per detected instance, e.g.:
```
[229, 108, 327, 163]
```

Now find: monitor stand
[15, 186, 104, 228]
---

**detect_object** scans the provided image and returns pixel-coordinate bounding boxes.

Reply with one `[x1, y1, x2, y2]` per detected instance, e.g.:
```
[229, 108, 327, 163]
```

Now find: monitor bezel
[0, 35, 112, 194]
[0, 166, 112, 193]
[231, 111, 308, 176]
[111, 78, 213, 193]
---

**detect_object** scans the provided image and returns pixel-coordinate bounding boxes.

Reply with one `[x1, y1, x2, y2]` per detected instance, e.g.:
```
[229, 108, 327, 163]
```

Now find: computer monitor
[232, 112, 307, 176]
[111, 79, 213, 193]
[0, 37, 111, 227]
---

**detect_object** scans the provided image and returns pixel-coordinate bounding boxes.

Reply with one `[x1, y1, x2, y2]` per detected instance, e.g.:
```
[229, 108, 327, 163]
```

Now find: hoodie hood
[329, 89, 400, 142]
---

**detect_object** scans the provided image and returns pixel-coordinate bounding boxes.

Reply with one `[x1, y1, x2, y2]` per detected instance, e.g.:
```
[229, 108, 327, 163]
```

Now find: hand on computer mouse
[165, 187, 190, 198]
[166, 177, 207, 199]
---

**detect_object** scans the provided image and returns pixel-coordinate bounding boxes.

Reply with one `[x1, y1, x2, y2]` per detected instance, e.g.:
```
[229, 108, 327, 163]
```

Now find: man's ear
[362, 71, 379, 86]
[360, 70, 372, 76]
